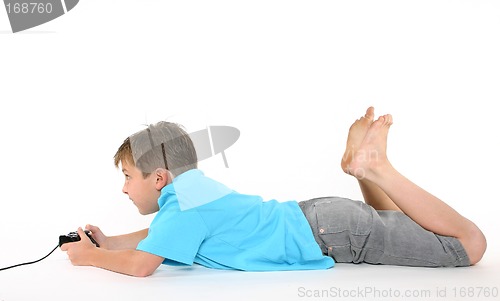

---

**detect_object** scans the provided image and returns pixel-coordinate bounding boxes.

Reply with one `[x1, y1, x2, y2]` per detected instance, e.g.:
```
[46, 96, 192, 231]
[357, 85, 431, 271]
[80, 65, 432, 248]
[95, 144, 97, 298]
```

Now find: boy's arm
[106, 228, 149, 250]
[86, 225, 148, 250]
[61, 228, 163, 277]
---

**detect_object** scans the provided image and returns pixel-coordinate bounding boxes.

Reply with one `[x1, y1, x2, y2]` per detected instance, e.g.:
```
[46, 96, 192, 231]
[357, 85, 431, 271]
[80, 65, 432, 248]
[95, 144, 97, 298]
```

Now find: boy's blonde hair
[114, 121, 198, 178]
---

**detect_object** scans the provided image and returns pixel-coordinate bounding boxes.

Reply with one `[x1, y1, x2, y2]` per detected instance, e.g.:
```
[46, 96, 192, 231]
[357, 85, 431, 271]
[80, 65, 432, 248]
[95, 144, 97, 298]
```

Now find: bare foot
[346, 114, 393, 180]
[341, 106, 375, 174]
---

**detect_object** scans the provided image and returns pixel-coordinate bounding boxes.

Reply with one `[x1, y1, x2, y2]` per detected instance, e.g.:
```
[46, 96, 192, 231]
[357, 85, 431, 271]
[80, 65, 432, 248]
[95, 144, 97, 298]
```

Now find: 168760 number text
[5, 2, 53, 14]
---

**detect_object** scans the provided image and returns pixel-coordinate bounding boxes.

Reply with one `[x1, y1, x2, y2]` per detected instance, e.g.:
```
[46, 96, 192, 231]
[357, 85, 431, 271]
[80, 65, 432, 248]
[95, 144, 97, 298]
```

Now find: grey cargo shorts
[299, 197, 470, 267]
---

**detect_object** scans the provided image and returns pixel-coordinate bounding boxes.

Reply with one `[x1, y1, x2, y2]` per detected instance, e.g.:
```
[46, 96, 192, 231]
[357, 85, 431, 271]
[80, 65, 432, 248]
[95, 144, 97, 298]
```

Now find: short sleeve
[136, 201, 208, 266]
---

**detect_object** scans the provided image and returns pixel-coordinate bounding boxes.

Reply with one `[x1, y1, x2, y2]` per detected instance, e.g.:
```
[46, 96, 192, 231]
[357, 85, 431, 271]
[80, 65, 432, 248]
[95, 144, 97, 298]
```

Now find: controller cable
[0, 244, 59, 271]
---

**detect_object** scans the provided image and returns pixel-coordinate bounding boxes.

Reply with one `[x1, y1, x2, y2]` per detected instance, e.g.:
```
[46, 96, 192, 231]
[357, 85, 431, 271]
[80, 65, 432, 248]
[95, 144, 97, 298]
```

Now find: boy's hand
[85, 224, 109, 249]
[60, 227, 97, 266]
[61, 227, 163, 276]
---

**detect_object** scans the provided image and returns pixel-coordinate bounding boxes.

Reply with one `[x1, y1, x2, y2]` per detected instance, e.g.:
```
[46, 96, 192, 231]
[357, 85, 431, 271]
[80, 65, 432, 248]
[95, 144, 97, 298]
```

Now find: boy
[61, 107, 486, 277]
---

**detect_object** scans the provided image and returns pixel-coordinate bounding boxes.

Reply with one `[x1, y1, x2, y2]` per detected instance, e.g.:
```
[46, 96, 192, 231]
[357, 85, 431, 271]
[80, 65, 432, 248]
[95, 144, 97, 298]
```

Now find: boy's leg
[358, 180, 401, 211]
[344, 112, 487, 265]
[341, 107, 401, 211]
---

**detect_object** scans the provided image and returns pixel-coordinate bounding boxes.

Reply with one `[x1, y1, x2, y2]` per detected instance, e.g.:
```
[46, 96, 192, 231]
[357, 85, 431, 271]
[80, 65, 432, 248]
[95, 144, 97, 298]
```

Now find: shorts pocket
[314, 198, 373, 263]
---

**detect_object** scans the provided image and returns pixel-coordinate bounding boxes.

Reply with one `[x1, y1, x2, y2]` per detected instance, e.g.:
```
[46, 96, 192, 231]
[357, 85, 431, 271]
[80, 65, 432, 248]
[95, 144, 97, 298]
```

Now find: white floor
[1, 244, 499, 301]
[1, 1, 499, 301]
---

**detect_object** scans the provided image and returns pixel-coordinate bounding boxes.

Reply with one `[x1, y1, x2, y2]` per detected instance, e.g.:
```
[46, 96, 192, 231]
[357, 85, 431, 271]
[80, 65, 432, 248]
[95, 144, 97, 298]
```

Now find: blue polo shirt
[136, 169, 334, 271]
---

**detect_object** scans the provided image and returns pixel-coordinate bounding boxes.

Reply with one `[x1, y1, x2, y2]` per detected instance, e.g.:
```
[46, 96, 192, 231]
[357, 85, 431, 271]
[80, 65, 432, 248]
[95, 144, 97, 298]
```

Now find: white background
[1, 1, 499, 300]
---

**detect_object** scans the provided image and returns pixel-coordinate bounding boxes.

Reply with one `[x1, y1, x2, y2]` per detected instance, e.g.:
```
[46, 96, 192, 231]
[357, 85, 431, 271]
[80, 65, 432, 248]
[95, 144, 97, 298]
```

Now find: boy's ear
[154, 168, 170, 190]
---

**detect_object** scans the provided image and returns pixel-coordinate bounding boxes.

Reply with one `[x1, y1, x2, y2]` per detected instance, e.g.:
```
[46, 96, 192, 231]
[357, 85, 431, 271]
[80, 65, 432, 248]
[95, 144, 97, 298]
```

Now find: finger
[85, 224, 100, 235]
[85, 224, 93, 233]
[77, 227, 91, 243]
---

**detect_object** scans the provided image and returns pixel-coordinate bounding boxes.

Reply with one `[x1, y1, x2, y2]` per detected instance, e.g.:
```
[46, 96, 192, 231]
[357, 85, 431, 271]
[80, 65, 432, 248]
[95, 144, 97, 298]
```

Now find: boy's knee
[461, 224, 487, 265]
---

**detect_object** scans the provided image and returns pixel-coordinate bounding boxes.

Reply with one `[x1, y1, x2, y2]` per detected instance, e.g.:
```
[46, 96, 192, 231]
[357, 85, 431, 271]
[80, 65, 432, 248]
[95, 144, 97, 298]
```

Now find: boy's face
[120, 160, 161, 215]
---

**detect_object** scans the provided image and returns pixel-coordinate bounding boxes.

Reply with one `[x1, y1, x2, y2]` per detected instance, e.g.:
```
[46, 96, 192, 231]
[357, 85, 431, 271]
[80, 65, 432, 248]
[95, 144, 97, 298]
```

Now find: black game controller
[59, 230, 100, 247]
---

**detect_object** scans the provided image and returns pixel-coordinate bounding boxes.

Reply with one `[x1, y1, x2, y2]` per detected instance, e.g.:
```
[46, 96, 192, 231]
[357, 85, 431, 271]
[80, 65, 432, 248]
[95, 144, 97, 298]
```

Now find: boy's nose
[122, 185, 128, 195]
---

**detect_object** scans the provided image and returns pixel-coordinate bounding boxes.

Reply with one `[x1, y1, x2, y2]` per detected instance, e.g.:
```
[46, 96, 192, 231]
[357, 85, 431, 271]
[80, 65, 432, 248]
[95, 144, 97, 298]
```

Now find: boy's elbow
[131, 252, 163, 277]
[131, 262, 158, 277]
[134, 267, 155, 277]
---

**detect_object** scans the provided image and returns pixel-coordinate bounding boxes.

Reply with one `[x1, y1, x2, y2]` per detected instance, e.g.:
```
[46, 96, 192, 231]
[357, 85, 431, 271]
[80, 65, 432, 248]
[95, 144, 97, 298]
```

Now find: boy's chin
[137, 206, 159, 215]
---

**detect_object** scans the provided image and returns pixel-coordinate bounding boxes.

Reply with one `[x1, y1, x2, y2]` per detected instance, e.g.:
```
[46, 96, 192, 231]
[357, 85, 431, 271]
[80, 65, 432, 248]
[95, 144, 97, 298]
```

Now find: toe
[385, 114, 393, 125]
[373, 116, 385, 126]
[365, 106, 375, 120]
